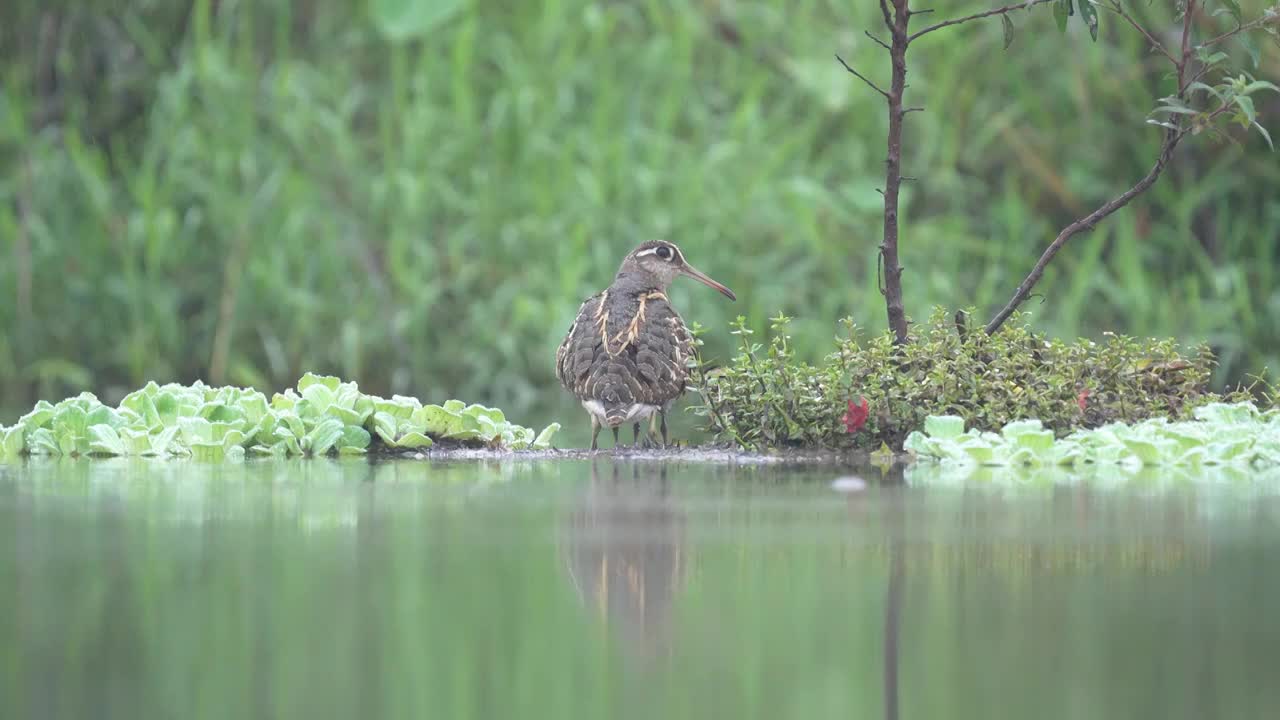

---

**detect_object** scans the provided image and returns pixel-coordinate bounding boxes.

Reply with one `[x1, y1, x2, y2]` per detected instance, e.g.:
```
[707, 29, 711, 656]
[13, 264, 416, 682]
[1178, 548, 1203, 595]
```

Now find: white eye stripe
[635, 245, 678, 260]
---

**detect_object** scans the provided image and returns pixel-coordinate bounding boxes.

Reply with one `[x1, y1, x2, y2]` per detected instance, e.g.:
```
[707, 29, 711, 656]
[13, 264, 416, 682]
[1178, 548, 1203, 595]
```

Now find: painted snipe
[556, 240, 736, 450]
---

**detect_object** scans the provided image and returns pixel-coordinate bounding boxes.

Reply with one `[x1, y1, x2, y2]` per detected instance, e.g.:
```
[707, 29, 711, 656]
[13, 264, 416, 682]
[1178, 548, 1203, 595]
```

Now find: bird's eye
[656, 246, 673, 260]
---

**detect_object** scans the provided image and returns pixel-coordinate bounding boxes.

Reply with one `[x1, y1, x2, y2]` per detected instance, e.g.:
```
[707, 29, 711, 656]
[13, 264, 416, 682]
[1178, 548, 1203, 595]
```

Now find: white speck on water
[831, 476, 867, 492]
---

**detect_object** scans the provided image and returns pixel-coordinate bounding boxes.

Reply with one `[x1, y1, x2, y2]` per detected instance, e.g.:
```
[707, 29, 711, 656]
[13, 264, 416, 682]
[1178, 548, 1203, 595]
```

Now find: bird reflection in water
[559, 460, 688, 665]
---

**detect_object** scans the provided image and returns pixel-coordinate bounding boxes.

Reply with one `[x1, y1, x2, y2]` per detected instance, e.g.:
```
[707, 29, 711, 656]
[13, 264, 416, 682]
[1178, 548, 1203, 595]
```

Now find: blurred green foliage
[2, 0, 1278, 430]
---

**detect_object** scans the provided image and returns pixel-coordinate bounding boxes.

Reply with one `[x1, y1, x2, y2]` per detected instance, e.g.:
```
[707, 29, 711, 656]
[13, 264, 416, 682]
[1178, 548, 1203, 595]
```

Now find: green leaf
[238, 391, 270, 424]
[390, 431, 434, 449]
[463, 404, 506, 424]
[533, 423, 561, 449]
[372, 412, 399, 446]
[153, 392, 179, 425]
[1233, 94, 1256, 124]
[88, 425, 128, 456]
[52, 405, 89, 456]
[371, 0, 468, 42]
[250, 442, 288, 457]
[1188, 81, 1226, 103]
[338, 425, 372, 452]
[1, 426, 24, 459]
[300, 383, 336, 416]
[268, 426, 297, 456]
[1241, 80, 1280, 96]
[1195, 49, 1228, 67]
[189, 442, 226, 461]
[18, 401, 55, 432]
[297, 372, 341, 393]
[121, 387, 162, 429]
[415, 405, 470, 436]
[1239, 32, 1259, 67]
[1054, 0, 1071, 33]
[178, 416, 214, 445]
[1077, 0, 1098, 41]
[304, 418, 346, 456]
[925, 415, 966, 439]
[1252, 120, 1274, 150]
[1002, 14, 1015, 49]
[29, 428, 60, 456]
[373, 396, 419, 419]
[150, 426, 180, 456]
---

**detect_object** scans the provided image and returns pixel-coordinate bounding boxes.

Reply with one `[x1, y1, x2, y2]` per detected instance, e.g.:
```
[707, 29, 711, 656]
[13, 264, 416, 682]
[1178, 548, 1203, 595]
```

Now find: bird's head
[615, 240, 737, 300]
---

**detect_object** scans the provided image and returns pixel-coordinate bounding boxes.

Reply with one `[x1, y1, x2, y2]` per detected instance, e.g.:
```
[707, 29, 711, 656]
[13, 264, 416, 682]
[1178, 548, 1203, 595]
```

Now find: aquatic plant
[904, 401, 1280, 470]
[690, 308, 1270, 451]
[0, 373, 559, 462]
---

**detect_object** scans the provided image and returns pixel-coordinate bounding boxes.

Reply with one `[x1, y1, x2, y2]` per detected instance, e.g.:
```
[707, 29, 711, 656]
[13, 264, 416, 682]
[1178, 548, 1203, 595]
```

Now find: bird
[556, 240, 737, 450]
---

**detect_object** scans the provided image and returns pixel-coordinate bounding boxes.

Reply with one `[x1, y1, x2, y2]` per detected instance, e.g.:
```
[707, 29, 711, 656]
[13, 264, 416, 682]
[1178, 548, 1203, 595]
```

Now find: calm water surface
[3, 457, 1280, 719]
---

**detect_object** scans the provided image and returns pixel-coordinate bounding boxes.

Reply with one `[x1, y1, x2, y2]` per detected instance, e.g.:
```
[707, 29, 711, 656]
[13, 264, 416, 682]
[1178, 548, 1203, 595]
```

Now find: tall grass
[1, 0, 1278, 429]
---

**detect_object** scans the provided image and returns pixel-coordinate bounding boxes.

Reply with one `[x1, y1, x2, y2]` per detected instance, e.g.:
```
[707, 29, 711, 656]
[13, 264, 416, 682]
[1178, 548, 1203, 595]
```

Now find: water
[3, 457, 1280, 719]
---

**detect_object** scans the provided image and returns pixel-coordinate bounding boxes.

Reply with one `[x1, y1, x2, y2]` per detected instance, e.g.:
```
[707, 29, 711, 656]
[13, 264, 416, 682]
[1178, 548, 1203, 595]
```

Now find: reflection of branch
[908, 0, 1055, 42]
[883, 492, 905, 720]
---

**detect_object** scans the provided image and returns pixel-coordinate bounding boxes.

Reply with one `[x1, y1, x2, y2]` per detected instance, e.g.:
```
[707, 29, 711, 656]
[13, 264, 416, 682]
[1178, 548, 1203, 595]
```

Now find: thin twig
[1199, 15, 1280, 51]
[865, 30, 892, 51]
[836, 54, 889, 98]
[909, 0, 1056, 43]
[879, 0, 894, 31]
[1102, 1, 1179, 66]
[984, 129, 1185, 334]
[903, 106, 925, 114]
[986, 0, 1209, 334]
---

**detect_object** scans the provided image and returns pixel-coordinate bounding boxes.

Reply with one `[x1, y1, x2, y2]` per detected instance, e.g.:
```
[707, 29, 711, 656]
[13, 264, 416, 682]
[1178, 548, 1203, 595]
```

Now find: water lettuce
[0, 373, 559, 462]
[905, 401, 1280, 469]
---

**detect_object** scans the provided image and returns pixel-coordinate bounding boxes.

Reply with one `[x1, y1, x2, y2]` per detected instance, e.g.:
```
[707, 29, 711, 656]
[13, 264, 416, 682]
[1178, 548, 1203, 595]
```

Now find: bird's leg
[611, 426, 620, 451]
[645, 413, 659, 449]
[590, 416, 601, 451]
[660, 410, 669, 448]
[632, 422, 643, 448]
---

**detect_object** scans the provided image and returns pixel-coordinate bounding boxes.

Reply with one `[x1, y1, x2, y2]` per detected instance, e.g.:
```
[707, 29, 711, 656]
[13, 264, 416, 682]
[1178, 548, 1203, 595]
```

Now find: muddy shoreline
[376, 441, 910, 468]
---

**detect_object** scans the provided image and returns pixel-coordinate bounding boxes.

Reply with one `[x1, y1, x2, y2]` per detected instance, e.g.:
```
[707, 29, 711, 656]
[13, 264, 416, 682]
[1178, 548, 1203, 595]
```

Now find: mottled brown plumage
[556, 240, 736, 450]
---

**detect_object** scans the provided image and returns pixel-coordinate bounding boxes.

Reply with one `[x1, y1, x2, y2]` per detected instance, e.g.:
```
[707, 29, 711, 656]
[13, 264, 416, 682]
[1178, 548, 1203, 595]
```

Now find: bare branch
[880, 0, 912, 344]
[1198, 14, 1280, 52]
[836, 54, 889, 98]
[879, 0, 894, 31]
[865, 30, 892, 51]
[903, 106, 925, 114]
[985, 91, 1241, 334]
[910, 8, 936, 15]
[985, 128, 1185, 334]
[987, 0, 1209, 337]
[1101, 1, 1179, 66]
[909, 0, 1055, 43]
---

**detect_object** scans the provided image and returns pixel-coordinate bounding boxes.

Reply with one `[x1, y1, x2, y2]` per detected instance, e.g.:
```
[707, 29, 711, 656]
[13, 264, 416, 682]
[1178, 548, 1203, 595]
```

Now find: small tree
[838, 0, 1280, 343]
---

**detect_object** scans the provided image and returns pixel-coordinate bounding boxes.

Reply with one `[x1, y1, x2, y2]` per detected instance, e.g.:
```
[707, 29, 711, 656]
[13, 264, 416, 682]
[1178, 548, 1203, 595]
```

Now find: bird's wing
[630, 294, 693, 406]
[556, 292, 604, 393]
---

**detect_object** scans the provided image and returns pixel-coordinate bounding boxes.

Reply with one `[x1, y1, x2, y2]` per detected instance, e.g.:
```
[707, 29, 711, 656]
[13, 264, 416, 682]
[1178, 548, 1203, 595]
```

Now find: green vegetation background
[2, 0, 1278, 438]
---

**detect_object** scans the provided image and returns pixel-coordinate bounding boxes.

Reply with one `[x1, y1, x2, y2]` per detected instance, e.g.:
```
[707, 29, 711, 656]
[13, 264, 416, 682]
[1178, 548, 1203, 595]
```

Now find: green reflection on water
[2, 458, 1279, 720]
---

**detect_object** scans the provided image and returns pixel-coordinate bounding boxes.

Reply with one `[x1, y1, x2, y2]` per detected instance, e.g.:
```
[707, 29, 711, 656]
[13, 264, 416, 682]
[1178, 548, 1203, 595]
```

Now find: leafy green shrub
[689, 308, 1271, 451]
[905, 401, 1280, 469]
[0, 373, 559, 462]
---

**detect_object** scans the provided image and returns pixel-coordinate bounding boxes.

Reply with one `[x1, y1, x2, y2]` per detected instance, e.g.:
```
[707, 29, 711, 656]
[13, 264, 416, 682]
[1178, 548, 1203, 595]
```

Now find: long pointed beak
[681, 264, 737, 301]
